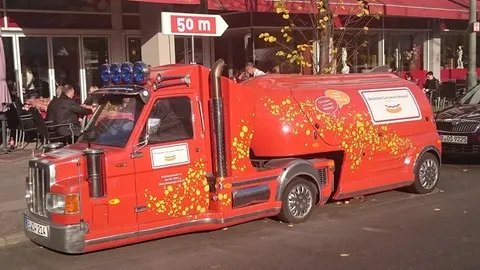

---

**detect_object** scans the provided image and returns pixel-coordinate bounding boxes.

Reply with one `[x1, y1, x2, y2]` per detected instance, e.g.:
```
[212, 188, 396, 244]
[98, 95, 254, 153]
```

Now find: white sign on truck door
[359, 87, 422, 125]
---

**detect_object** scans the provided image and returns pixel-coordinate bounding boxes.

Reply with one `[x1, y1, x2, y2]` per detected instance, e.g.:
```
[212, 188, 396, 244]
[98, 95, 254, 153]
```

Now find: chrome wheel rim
[287, 184, 313, 219]
[419, 158, 439, 190]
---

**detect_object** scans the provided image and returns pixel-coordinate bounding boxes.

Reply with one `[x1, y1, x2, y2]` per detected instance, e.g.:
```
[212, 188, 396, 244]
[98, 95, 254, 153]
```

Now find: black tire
[277, 177, 317, 224]
[409, 152, 440, 194]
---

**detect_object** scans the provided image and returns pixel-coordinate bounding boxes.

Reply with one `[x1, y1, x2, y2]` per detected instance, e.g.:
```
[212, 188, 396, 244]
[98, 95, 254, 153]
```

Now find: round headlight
[121, 62, 134, 84]
[133, 61, 150, 85]
[111, 64, 122, 84]
[100, 64, 111, 85]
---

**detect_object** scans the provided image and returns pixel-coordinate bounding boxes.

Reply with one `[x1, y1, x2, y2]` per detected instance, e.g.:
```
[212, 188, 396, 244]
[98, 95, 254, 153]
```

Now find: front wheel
[409, 153, 440, 194]
[277, 177, 317, 224]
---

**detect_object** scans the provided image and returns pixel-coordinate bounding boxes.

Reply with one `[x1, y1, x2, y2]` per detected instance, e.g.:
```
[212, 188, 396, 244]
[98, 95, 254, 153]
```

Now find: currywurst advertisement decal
[151, 143, 190, 169]
[359, 88, 422, 125]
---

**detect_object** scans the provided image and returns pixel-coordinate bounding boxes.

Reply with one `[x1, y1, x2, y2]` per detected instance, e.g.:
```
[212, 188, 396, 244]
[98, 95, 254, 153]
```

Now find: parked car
[435, 84, 480, 155]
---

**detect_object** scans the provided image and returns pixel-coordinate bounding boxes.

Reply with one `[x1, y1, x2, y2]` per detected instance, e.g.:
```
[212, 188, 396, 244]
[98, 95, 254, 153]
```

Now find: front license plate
[441, 135, 468, 144]
[25, 217, 49, 238]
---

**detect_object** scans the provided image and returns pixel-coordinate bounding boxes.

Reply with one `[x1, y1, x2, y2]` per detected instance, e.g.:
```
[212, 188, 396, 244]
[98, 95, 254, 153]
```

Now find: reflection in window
[84, 37, 110, 89]
[2, 37, 16, 96]
[441, 33, 467, 69]
[335, 31, 380, 73]
[175, 37, 203, 65]
[147, 97, 193, 144]
[19, 37, 50, 99]
[384, 32, 424, 72]
[53, 37, 80, 96]
[127, 37, 141, 63]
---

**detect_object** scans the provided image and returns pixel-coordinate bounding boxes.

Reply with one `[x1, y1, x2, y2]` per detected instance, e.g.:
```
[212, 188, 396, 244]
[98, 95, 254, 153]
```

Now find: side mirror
[147, 117, 161, 137]
[132, 117, 161, 155]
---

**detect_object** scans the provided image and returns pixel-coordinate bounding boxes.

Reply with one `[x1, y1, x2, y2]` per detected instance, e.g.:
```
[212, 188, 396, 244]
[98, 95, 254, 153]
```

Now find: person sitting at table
[83, 85, 99, 106]
[45, 86, 65, 122]
[51, 84, 92, 138]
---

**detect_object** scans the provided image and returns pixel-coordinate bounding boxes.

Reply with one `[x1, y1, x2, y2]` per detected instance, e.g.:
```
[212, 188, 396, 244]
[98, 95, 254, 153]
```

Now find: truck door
[132, 95, 210, 230]
[358, 87, 421, 185]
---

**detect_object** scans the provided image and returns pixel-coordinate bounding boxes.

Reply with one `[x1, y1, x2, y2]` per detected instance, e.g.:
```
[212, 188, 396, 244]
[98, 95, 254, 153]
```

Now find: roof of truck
[241, 72, 406, 90]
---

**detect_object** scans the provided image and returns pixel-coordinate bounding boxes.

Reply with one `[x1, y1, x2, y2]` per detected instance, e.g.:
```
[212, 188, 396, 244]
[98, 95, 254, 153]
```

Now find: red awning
[208, 0, 473, 20]
[129, 0, 200, 4]
[382, 0, 471, 20]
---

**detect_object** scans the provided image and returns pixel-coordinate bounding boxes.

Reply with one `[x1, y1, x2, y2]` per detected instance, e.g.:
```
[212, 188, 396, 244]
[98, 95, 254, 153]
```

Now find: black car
[435, 85, 480, 155]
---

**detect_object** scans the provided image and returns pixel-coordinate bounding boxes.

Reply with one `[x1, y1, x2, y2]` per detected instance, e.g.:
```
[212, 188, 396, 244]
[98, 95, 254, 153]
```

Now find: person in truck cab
[52, 84, 93, 138]
[147, 98, 190, 143]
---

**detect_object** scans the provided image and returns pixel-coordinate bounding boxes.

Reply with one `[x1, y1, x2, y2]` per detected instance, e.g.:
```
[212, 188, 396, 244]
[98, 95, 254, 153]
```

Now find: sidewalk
[0, 158, 29, 247]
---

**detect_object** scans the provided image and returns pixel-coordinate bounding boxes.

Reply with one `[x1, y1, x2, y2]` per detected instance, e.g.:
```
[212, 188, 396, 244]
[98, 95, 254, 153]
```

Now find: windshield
[459, 85, 480, 105]
[78, 95, 144, 147]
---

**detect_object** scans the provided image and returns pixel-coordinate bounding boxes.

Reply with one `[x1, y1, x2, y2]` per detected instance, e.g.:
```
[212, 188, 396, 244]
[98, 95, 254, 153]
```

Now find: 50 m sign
[161, 12, 229, 37]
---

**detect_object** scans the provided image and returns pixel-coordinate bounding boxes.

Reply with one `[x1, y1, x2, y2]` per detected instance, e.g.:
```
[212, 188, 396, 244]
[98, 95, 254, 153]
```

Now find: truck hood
[37, 143, 127, 190]
[435, 104, 480, 121]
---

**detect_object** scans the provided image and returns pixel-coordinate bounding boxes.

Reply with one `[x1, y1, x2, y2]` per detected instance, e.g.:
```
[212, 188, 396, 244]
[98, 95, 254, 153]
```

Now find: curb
[0, 232, 28, 248]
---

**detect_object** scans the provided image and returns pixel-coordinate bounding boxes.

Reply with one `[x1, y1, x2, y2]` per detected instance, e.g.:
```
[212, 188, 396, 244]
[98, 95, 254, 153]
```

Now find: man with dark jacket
[51, 84, 92, 137]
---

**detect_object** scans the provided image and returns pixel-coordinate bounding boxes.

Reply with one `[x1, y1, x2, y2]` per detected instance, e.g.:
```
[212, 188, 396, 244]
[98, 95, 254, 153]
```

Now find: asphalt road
[1, 159, 480, 270]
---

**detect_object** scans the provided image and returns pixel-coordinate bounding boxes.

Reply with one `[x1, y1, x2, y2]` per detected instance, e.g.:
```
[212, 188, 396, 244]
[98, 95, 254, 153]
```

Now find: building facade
[1, 0, 478, 102]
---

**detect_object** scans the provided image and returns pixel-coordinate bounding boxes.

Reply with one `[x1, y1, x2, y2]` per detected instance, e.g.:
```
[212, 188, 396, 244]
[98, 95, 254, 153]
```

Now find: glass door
[52, 37, 81, 102]
[18, 37, 50, 101]
[82, 37, 110, 91]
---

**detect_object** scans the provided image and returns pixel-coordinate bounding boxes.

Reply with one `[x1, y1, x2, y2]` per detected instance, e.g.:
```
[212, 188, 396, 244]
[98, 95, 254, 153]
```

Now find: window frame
[143, 96, 195, 145]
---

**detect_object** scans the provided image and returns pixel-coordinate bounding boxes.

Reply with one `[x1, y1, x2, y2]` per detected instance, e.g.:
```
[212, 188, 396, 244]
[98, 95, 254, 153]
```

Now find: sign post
[161, 12, 229, 64]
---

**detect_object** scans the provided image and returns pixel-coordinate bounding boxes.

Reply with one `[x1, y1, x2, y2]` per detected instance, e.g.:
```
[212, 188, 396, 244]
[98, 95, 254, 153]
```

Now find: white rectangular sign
[359, 87, 422, 125]
[150, 143, 190, 169]
[161, 12, 228, 37]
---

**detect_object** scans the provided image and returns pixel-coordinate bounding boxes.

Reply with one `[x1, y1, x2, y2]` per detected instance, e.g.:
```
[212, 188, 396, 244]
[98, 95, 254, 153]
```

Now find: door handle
[131, 152, 144, 159]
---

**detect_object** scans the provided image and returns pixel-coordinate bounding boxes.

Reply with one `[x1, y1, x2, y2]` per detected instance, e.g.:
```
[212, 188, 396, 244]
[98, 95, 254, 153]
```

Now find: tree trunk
[319, 1, 332, 73]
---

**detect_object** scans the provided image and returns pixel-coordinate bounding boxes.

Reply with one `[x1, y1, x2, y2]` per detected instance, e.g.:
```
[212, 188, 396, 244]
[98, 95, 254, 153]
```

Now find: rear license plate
[25, 217, 49, 238]
[441, 135, 468, 144]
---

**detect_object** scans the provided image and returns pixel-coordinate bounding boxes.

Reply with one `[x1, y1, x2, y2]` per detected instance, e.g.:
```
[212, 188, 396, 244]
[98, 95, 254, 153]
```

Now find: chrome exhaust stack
[83, 148, 105, 198]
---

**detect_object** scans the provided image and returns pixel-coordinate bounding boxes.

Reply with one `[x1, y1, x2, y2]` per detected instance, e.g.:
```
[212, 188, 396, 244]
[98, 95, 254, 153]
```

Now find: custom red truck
[23, 59, 441, 254]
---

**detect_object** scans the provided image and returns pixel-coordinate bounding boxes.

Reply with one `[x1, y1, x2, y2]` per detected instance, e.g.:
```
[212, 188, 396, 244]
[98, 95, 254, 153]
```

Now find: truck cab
[23, 59, 440, 254]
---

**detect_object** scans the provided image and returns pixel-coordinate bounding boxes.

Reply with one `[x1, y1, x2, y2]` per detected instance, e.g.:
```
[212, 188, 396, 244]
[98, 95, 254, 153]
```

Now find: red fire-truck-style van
[23, 59, 441, 253]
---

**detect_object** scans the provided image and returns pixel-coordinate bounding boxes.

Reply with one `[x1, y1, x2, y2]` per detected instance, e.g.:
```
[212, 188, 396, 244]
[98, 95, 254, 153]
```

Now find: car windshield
[78, 95, 144, 147]
[458, 85, 480, 105]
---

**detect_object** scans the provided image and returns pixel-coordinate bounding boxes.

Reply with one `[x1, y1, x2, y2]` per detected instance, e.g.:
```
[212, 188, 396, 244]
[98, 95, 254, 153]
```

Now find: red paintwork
[35, 64, 439, 253]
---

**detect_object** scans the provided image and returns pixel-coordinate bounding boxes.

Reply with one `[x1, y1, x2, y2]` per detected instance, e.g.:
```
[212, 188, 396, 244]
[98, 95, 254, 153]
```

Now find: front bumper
[23, 211, 86, 254]
[442, 143, 480, 154]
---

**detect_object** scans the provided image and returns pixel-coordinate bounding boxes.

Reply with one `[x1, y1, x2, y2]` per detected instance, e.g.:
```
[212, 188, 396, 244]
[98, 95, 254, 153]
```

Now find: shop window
[5, 0, 111, 12]
[252, 29, 299, 75]
[53, 37, 80, 98]
[84, 37, 110, 90]
[335, 31, 380, 74]
[121, 0, 139, 13]
[175, 37, 203, 65]
[19, 37, 50, 99]
[441, 33, 468, 69]
[146, 97, 194, 144]
[384, 32, 424, 72]
[2, 37, 16, 97]
[126, 37, 142, 63]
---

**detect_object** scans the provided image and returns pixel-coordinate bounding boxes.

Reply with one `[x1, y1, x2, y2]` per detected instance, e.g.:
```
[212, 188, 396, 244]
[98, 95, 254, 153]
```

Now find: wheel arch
[413, 145, 441, 173]
[274, 159, 322, 206]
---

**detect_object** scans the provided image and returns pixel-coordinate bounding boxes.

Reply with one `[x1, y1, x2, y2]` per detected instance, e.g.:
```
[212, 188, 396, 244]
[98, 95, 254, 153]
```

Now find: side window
[146, 97, 194, 144]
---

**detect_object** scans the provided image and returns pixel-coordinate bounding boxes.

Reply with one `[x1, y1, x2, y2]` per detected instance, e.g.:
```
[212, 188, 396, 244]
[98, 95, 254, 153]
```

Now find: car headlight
[46, 193, 79, 214]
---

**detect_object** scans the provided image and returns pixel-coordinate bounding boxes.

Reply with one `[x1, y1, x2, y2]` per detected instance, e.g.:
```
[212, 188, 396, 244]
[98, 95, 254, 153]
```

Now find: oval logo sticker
[109, 198, 120, 205]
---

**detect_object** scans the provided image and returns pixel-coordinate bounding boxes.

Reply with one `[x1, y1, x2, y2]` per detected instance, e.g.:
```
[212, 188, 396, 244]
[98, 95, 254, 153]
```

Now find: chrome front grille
[318, 168, 327, 187]
[436, 121, 480, 133]
[27, 160, 55, 217]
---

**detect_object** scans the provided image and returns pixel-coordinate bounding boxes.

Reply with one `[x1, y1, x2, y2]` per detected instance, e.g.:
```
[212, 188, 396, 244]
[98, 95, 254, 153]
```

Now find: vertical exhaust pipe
[209, 59, 227, 179]
[83, 148, 105, 198]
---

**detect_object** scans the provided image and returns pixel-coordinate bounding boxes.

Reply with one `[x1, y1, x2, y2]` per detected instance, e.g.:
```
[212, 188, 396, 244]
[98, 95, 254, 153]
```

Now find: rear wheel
[278, 177, 317, 224]
[409, 153, 440, 194]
